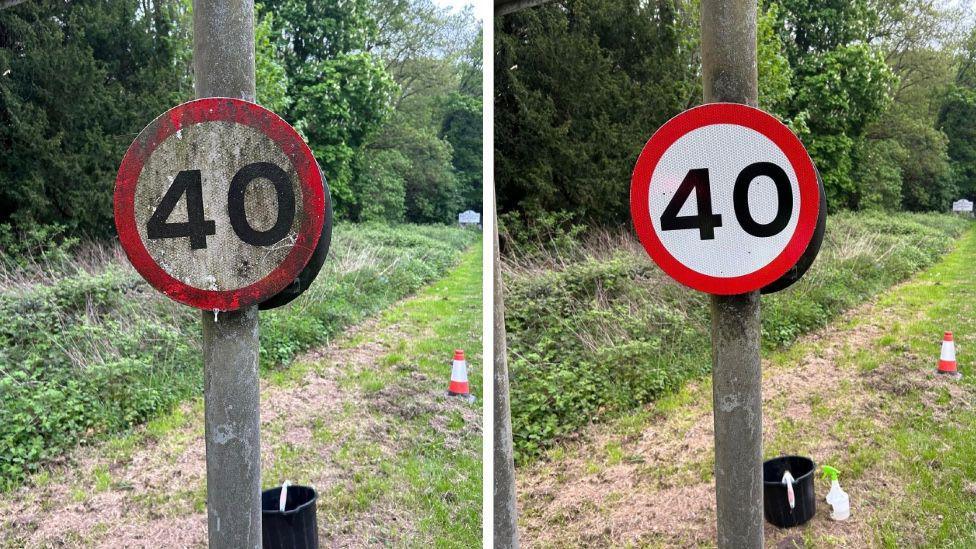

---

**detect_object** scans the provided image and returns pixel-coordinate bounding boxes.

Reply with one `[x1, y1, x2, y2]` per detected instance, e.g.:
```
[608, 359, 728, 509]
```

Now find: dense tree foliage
[496, 0, 699, 226]
[352, 0, 483, 223]
[496, 0, 976, 227]
[939, 27, 976, 206]
[0, 0, 480, 237]
[0, 0, 190, 233]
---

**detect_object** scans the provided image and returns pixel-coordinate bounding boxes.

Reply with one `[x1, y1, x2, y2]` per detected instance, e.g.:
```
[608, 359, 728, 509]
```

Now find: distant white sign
[952, 199, 973, 213]
[458, 210, 481, 226]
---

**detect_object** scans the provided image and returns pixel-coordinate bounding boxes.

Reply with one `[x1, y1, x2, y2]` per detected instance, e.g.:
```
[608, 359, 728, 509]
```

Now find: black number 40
[661, 161, 793, 240]
[147, 162, 295, 250]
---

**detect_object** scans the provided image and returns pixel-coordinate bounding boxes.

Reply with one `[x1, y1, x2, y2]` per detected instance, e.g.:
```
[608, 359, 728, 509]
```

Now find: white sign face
[459, 210, 481, 224]
[648, 124, 801, 278]
[952, 199, 973, 212]
[631, 103, 820, 295]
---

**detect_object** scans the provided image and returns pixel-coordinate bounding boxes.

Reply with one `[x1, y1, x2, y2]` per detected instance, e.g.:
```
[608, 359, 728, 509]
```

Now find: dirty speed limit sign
[630, 103, 820, 295]
[114, 98, 328, 311]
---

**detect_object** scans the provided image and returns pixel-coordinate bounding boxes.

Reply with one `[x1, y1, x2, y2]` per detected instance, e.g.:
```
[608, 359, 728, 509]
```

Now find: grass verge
[0, 244, 482, 547]
[0, 223, 478, 489]
[515, 225, 976, 547]
[503, 212, 972, 462]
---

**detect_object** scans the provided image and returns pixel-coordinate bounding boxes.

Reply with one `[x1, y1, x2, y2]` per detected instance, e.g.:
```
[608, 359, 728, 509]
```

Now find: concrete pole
[193, 1, 261, 547]
[700, 1, 763, 548]
[493, 196, 520, 548]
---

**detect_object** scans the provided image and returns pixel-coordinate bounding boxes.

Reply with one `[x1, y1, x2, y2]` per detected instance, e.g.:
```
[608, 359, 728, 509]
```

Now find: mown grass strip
[253, 246, 483, 547]
[844, 227, 976, 546]
[360, 245, 483, 547]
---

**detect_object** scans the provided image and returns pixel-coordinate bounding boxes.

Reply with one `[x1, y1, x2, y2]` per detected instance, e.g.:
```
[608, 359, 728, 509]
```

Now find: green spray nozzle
[822, 465, 840, 481]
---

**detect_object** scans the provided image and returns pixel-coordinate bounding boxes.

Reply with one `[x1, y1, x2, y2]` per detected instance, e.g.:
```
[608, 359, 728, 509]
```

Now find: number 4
[660, 168, 723, 240]
[146, 170, 216, 250]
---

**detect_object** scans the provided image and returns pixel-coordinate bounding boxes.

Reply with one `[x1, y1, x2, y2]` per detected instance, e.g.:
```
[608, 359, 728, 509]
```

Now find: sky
[432, 0, 477, 15]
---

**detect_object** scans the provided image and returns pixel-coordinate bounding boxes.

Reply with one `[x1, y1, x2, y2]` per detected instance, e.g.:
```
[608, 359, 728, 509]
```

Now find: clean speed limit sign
[630, 103, 821, 295]
[115, 98, 329, 311]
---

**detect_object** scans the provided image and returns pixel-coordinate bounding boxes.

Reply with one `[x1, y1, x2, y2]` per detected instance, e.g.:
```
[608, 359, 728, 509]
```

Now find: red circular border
[114, 97, 326, 311]
[630, 103, 819, 295]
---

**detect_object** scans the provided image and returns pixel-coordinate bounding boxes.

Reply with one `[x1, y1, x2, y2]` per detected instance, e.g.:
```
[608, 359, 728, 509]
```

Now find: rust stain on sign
[115, 98, 327, 311]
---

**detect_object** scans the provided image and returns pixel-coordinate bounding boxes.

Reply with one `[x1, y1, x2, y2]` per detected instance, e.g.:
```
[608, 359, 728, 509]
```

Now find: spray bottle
[822, 465, 850, 520]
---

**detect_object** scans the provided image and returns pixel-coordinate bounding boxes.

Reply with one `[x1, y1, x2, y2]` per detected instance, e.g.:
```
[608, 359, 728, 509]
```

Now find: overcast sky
[432, 0, 478, 17]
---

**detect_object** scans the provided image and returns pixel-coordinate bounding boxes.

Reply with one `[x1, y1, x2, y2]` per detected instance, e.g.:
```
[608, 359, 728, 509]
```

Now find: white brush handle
[279, 480, 291, 513]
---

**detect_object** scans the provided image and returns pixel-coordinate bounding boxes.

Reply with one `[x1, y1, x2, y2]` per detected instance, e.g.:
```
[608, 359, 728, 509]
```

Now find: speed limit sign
[114, 98, 329, 311]
[630, 103, 821, 295]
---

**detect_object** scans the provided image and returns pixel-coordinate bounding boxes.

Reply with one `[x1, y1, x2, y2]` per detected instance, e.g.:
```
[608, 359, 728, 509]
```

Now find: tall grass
[0, 223, 478, 489]
[503, 212, 972, 463]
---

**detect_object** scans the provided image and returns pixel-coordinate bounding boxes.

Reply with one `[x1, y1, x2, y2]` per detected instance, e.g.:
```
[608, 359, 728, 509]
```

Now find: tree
[441, 28, 483, 213]
[775, 0, 878, 60]
[869, 0, 965, 210]
[348, 150, 408, 222]
[262, 0, 396, 218]
[940, 27, 976, 204]
[441, 91, 482, 212]
[773, 0, 899, 209]
[398, 128, 460, 222]
[495, 0, 698, 226]
[255, 6, 288, 113]
[758, 3, 794, 117]
[0, 0, 191, 235]
[359, 0, 480, 223]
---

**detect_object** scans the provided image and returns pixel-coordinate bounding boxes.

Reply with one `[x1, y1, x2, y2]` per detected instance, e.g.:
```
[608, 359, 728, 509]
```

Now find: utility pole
[700, 1, 763, 548]
[493, 194, 520, 548]
[194, 1, 262, 547]
[491, 5, 521, 545]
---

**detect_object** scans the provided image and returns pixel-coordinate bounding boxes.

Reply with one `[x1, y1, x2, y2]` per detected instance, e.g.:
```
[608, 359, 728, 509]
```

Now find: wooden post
[193, 1, 261, 547]
[700, 1, 764, 547]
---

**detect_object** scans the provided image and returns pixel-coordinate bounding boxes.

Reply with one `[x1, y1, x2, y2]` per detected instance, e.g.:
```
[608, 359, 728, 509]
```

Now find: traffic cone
[937, 331, 961, 379]
[447, 349, 476, 403]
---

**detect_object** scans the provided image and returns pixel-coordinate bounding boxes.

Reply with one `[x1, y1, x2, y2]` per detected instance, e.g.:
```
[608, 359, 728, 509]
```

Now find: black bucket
[763, 456, 816, 528]
[261, 484, 319, 549]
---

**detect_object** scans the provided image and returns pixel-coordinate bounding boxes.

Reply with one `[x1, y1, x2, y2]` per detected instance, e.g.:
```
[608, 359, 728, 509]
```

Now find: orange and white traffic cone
[447, 349, 476, 403]
[937, 331, 961, 379]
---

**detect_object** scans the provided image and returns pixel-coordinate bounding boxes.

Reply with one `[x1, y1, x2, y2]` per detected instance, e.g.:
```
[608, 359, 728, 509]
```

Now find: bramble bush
[0, 223, 477, 489]
[504, 211, 971, 463]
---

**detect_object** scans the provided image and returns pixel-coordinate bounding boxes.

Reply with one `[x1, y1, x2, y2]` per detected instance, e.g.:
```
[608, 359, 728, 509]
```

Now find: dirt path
[517, 233, 976, 547]
[0, 248, 483, 548]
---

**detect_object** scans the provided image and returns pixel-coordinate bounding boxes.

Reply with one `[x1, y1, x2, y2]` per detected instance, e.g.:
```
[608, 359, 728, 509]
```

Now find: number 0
[228, 162, 296, 247]
[733, 162, 792, 238]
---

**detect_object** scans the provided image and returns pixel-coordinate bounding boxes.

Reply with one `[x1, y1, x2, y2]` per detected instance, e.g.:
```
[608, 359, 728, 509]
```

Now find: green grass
[363, 245, 483, 547]
[503, 211, 972, 462]
[758, 225, 976, 546]
[516, 223, 976, 546]
[256, 246, 483, 546]
[838, 227, 976, 546]
[0, 223, 478, 489]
